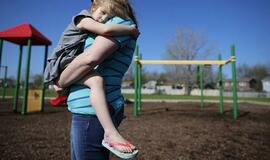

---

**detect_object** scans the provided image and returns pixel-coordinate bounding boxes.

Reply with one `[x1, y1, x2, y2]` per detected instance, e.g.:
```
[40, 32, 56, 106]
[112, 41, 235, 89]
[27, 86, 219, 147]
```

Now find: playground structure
[0, 23, 51, 115]
[133, 45, 239, 119]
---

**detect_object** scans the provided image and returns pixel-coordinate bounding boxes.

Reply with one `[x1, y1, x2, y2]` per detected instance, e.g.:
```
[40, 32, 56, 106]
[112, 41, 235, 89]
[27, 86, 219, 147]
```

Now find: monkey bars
[139, 59, 231, 65]
[133, 45, 239, 119]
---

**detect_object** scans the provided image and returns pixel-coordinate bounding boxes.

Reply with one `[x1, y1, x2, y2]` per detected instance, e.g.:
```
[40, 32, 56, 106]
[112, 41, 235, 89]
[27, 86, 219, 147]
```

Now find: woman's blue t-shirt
[67, 17, 136, 115]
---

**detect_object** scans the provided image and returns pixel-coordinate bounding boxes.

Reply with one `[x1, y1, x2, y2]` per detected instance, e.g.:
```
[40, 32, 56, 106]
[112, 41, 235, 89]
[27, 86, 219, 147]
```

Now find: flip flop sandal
[102, 140, 139, 159]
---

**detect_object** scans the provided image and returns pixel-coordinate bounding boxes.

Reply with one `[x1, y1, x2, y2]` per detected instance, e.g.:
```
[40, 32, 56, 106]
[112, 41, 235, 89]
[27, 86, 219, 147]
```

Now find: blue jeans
[70, 107, 124, 160]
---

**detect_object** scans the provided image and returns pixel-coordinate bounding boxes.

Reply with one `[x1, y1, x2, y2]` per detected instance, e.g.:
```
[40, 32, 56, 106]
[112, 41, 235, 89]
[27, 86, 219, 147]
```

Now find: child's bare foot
[104, 130, 136, 153]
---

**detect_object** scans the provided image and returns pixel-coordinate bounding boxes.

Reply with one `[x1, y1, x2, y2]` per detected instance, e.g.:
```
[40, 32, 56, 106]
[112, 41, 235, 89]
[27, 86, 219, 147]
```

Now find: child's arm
[76, 17, 139, 38]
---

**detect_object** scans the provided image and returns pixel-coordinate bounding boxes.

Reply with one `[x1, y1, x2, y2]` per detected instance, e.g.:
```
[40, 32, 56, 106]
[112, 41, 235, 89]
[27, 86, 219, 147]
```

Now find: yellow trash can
[27, 89, 42, 113]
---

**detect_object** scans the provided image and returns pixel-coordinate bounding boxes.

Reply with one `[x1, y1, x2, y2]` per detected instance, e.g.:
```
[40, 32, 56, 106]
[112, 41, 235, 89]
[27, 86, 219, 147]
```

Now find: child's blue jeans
[70, 106, 124, 160]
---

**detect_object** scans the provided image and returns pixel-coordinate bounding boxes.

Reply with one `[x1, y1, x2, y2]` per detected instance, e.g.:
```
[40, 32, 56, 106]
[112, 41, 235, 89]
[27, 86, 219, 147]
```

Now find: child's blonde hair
[90, 0, 138, 26]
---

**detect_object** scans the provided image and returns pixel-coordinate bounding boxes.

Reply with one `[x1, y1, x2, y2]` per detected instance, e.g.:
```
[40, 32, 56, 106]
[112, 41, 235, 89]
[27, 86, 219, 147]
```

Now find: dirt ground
[0, 99, 269, 160]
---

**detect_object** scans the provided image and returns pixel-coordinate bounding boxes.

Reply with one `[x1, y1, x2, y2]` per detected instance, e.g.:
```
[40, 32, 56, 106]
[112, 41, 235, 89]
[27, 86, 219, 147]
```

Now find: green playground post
[196, 66, 200, 85]
[0, 39, 3, 68]
[41, 45, 48, 112]
[218, 54, 224, 114]
[0, 39, 3, 94]
[133, 45, 139, 116]
[138, 53, 142, 113]
[22, 39, 32, 115]
[199, 65, 204, 110]
[13, 45, 23, 113]
[2, 66, 8, 99]
[0, 40, 5, 100]
[231, 45, 238, 119]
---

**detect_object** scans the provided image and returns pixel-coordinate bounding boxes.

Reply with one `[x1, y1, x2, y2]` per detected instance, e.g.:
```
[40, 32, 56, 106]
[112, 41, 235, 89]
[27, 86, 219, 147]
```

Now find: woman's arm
[57, 35, 119, 88]
[76, 17, 139, 37]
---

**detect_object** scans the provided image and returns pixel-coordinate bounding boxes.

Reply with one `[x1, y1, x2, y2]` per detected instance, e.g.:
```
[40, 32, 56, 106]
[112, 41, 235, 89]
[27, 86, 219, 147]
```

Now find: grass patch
[1, 88, 269, 103]
[123, 94, 270, 103]
[0, 88, 57, 97]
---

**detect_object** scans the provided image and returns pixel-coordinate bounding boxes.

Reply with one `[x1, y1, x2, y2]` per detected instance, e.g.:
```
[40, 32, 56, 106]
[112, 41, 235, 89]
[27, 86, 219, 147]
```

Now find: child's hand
[53, 82, 64, 91]
[130, 24, 140, 38]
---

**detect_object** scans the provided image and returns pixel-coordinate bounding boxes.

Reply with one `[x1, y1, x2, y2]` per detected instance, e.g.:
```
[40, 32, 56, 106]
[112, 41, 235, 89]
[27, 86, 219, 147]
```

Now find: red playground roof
[0, 23, 51, 45]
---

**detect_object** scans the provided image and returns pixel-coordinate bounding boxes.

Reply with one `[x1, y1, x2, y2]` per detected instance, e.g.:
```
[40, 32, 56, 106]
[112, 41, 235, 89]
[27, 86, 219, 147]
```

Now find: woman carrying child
[45, 0, 139, 159]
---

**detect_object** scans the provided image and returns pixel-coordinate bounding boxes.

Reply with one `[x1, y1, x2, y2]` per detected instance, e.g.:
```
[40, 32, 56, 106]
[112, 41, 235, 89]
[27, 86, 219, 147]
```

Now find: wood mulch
[0, 99, 269, 160]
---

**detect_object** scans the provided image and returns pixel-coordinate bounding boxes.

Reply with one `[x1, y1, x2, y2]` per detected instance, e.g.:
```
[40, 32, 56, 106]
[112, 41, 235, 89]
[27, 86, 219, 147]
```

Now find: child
[44, 0, 138, 156]
[47, 3, 139, 106]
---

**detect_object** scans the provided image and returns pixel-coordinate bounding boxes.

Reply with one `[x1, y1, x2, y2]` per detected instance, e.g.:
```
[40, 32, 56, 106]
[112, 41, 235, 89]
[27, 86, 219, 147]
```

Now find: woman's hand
[130, 24, 140, 38]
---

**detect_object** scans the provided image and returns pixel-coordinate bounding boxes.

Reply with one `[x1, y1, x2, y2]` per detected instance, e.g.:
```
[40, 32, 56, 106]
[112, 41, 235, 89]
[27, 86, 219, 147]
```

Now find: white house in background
[156, 82, 184, 95]
[121, 80, 133, 89]
[223, 78, 257, 91]
[262, 77, 270, 92]
[143, 80, 157, 89]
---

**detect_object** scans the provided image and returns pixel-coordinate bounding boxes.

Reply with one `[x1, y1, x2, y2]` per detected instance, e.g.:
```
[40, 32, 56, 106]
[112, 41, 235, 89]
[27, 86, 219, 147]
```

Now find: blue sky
[0, 0, 270, 79]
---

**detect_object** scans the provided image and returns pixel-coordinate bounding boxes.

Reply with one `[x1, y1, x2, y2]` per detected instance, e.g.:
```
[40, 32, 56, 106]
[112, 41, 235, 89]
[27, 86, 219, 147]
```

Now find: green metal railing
[218, 54, 224, 114]
[22, 39, 32, 115]
[199, 65, 204, 110]
[1, 66, 8, 99]
[13, 45, 23, 112]
[231, 45, 238, 119]
[41, 45, 49, 112]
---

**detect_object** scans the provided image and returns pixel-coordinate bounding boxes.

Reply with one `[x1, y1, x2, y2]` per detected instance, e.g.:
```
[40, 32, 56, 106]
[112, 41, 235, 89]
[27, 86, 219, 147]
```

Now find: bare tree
[31, 74, 43, 89]
[237, 63, 270, 80]
[163, 28, 216, 95]
[236, 63, 270, 91]
[203, 65, 216, 87]
[145, 71, 160, 81]
[6, 76, 16, 87]
[237, 63, 250, 78]
[123, 63, 148, 87]
[248, 64, 269, 80]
